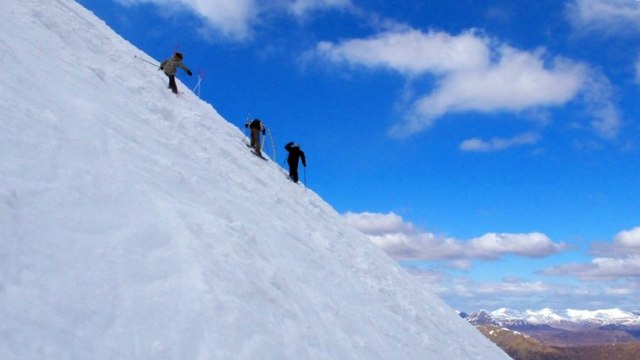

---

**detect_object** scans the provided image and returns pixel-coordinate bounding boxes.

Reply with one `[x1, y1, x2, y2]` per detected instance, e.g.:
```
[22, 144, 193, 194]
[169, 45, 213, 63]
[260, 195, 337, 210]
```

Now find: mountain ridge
[464, 308, 640, 329]
[463, 308, 640, 350]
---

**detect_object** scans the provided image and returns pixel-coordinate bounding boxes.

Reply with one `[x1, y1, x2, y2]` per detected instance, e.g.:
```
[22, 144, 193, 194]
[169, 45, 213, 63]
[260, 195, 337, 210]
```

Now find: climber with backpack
[159, 52, 192, 94]
[245, 118, 267, 158]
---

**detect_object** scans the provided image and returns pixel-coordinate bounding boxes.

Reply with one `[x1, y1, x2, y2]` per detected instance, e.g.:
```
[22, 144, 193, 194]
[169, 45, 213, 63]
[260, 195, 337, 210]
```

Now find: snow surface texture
[0, 0, 509, 359]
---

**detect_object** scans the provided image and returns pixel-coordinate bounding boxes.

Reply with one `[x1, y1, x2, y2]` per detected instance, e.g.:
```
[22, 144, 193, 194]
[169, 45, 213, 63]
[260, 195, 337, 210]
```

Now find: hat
[174, 52, 183, 59]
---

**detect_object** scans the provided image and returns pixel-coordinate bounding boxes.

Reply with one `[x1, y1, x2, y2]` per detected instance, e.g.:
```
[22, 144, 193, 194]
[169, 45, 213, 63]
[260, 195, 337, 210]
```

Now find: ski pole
[192, 75, 203, 96]
[134, 55, 159, 68]
[267, 128, 276, 163]
[192, 69, 208, 97]
[242, 114, 250, 146]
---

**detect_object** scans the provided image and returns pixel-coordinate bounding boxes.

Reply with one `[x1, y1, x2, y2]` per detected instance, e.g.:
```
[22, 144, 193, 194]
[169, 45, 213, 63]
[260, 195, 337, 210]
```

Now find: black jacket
[285, 142, 306, 167]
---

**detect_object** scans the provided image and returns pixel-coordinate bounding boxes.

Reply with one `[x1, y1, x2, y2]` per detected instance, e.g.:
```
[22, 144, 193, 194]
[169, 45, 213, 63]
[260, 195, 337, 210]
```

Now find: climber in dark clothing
[285, 142, 306, 183]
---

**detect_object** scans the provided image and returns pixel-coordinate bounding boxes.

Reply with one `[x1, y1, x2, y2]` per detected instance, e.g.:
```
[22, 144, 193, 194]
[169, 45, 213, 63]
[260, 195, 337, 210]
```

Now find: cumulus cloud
[115, 0, 351, 40]
[343, 211, 465, 259]
[460, 132, 541, 152]
[400, 47, 586, 136]
[543, 226, 640, 280]
[115, 0, 257, 39]
[614, 226, 640, 249]
[343, 211, 415, 235]
[468, 232, 565, 259]
[591, 226, 640, 257]
[315, 28, 616, 138]
[316, 29, 491, 75]
[567, 0, 640, 33]
[344, 211, 564, 261]
[542, 256, 640, 280]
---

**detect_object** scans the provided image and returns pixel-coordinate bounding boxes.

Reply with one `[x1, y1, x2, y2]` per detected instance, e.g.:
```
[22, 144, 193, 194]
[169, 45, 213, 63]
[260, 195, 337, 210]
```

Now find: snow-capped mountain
[564, 308, 640, 327]
[464, 308, 640, 330]
[491, 308, 531, 328]
[465, 310, 503, 327]
[466, 308, 640, 352]
[0, 0, 510, 359]
[524, 308, 568, 324]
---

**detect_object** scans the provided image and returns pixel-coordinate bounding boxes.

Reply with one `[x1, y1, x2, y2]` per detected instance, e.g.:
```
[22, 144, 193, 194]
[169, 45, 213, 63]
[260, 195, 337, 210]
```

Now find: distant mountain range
[462, 308, 640, 331]
[460, 308, 640, 359]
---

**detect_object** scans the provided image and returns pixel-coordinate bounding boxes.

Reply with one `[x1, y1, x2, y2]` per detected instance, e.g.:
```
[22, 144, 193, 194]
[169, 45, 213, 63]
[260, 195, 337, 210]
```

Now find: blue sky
[76, 0, 640, 312]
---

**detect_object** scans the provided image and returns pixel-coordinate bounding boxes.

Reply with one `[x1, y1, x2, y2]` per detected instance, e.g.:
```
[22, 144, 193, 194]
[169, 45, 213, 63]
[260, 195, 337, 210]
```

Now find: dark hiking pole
[281, 158, 291, 181]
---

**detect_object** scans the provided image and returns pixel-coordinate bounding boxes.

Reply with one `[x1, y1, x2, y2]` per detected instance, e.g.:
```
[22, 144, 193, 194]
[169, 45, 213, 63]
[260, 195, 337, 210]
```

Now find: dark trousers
[288, 159, 299, 182]
[250, 128, 261, 154]
[167, 75, 178, 94]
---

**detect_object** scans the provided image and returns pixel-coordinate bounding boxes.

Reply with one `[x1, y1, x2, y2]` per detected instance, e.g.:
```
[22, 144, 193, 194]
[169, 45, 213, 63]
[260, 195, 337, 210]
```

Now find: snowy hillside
[0, 0, 509, 359]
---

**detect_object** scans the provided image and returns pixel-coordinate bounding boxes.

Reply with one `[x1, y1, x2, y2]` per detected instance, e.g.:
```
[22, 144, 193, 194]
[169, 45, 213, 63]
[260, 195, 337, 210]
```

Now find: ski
[251, 150, 268, 161]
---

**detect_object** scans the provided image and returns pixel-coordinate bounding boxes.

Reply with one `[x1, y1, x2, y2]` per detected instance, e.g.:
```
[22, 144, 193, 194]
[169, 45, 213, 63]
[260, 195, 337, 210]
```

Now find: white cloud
[417, 272, 564, 310]
[614, 226, 640, 249]
[400, 47, 587, 136]
[315, 29, 615, 138]
[591, 226, 640, 256]
[567, 0, 640, 33]
[448, 259, 473, 270]
[316, 29, 491, 75]
[460, 132, 541, 152]
[116, 0, 257, 39]
[468, 232, 564, 259]
[416, 269, 640, 311]
[343, 211, 415, 235]
[543, 256, 640, 280]
[474, 280, 550, 295]
[544, 226, 640, 280]
[580, 71, 621, 139]
[289, 0, 351, 17]
[115, 0, 352, 40]
[344, 212, 465, 260]
[605, 286, 634, 296]
[344, 211, 564, 261]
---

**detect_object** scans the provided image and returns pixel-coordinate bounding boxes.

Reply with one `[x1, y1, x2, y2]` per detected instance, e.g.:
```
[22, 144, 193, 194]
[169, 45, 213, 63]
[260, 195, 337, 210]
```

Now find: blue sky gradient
[76, 0, 640, 312]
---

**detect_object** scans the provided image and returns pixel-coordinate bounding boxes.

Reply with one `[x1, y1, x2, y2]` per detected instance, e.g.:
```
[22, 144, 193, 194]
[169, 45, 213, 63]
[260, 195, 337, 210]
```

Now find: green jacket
[160, 56, 190, 76]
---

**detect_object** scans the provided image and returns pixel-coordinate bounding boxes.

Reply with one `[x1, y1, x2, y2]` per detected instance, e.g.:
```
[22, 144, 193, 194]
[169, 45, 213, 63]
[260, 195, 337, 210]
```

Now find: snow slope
[0, 0, 509, 359]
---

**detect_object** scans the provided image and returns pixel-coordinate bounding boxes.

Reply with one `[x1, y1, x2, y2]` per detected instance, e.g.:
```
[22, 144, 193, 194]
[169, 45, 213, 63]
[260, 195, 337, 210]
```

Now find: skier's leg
[168, 75, 178, 94]
[251, 129, 261, 155]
